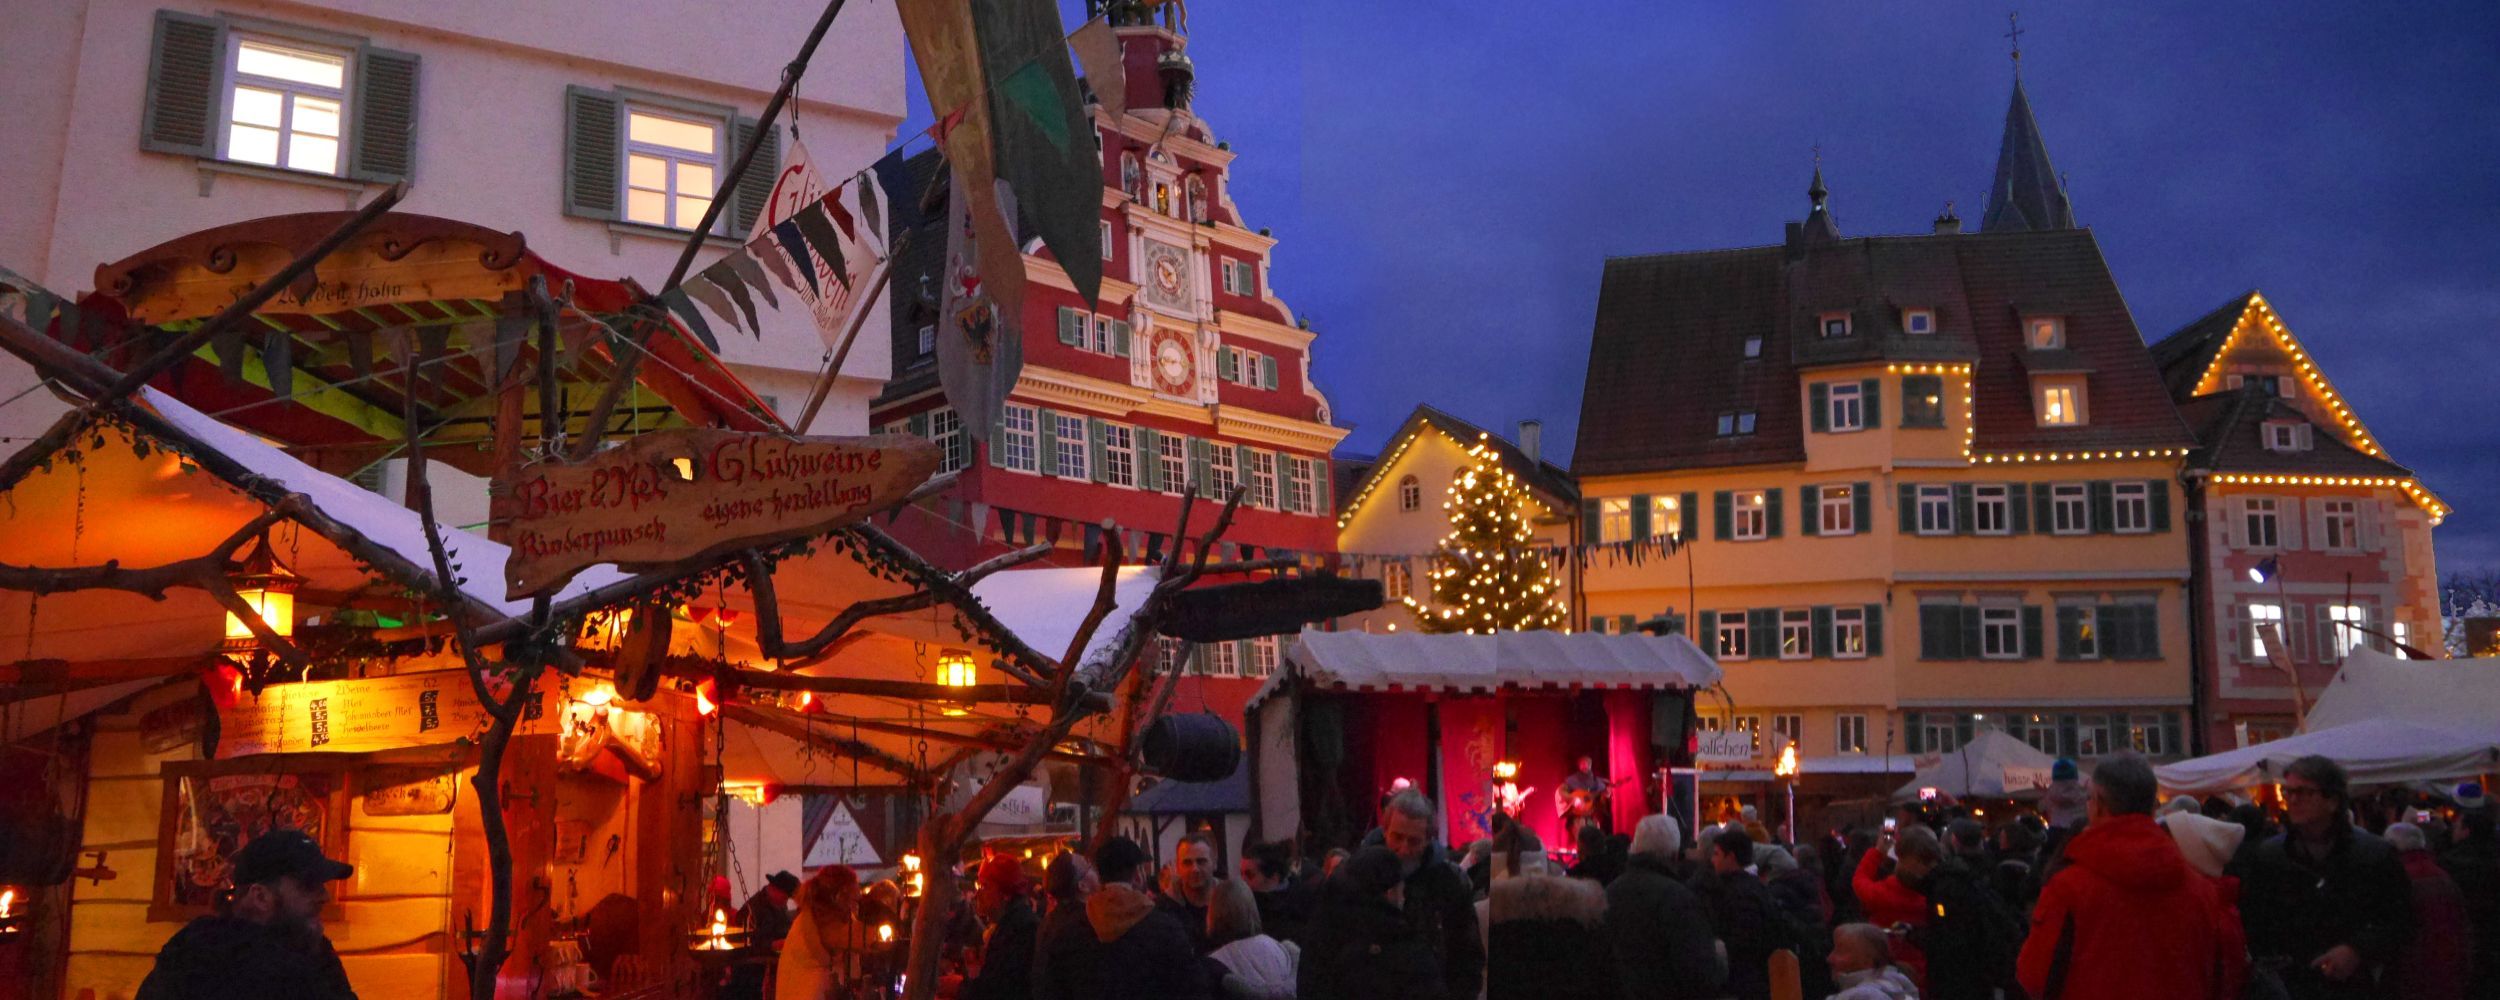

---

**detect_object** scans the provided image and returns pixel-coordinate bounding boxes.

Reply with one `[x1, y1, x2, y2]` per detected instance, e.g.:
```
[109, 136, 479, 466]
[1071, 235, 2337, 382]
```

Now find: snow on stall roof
[968, 565, 1160, 666]
[1250, 628, 1722, 712]
[139, 386, 631, 616]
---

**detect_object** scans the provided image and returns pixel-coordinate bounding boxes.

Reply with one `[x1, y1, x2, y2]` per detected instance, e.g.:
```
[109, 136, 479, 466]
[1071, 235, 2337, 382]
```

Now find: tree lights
[1409, 435, 1568, 634]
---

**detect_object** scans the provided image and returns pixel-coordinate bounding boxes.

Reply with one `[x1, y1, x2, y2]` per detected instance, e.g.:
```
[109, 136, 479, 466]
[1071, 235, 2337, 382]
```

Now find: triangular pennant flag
[1044, 516, 1064, 545]
[417, 324, 452, 364]
[750, 238, 805, 297]
[213, 325, 247, 379]
[658, 288, 720, 352]
[768, 220, 822, 297]
[682, 275, 742, 335]
[344, 328, 373, 378]
[1019, 512, 1038, 545]
[263, 331, 294, 401]
[996, 505, 1015, 543]
[821, 180, 858, 244]
[854, 167, 887, 247]
[791, 203, 851, 291]
[1082, 523, 1101, 563]
[493, 313, 530, 385]
[707, 260, 762, 334]
[724, 250, 778, 311]
[374, 326, 410, 370]
[969, 502, 989, 537]
[1068, 16, 1125, 119]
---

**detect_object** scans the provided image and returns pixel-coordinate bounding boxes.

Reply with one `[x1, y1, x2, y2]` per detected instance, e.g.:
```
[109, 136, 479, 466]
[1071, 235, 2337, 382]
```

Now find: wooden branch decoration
[721, 704, 925, 781]
[0, 505, 317, 677]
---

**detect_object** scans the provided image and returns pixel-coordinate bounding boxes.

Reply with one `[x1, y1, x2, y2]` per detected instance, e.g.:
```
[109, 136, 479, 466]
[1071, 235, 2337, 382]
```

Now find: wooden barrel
[1139, 712, 1241, 782]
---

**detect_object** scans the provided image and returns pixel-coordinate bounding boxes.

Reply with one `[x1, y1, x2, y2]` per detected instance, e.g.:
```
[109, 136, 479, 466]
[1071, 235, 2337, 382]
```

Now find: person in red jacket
[2386, 821, 2471, 1000]
[1853, 826, 1932, 985]
[2017, 754, 2245, 1000]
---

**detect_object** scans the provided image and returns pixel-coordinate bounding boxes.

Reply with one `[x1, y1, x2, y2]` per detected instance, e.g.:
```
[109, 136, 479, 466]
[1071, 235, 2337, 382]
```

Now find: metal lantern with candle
[936, 648, 978, 716]
[222, 533, 302, 692]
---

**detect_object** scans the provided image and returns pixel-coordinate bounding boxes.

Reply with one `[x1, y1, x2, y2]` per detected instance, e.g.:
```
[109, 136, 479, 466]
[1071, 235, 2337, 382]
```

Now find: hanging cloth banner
[932, 165, 1025, 434]
[658, 288, 721, 351]
[682, 276, 743, 336]
[972, 0, 1102, 308]
[1067, 16, 1126, 119]
[745, 136, 883, 350]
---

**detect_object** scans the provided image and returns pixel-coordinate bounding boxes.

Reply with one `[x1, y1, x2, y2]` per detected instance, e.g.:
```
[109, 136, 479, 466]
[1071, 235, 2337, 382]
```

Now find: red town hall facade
[872, 17, 1344, 721]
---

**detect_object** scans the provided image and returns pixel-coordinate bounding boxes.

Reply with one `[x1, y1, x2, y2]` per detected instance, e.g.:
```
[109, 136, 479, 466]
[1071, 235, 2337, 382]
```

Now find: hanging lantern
[222, 534, 300, 651]
[900, 853, 925, 898]
[936, 648, 978, 716]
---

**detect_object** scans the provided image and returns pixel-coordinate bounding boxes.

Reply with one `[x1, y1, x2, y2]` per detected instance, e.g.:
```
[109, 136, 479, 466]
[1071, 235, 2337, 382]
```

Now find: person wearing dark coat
[725, 871, 800, 1000]
[1694, 828, 1790, 1000]
[2239, 756, 2414, 1000]
[963, 855, 1041, 1000]
[1031, 837, 1209, 1000]
[1301, 846, 1447, 1000]
[1890, 827, 2019, 1000]
[1485, 860, 1616, 1000]
[1240, 837, 1319, 948]
[1605, 815, 1726, 1000]
[2439, 787, 2500, 1000]
[137, 829, 359, 1000]
[1029, 853, 1094, 999]
[1359, 790, 1486, 999]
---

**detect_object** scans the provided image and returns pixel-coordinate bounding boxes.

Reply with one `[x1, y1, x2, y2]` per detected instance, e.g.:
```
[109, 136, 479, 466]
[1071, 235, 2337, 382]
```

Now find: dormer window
[2263, 422, 2312, 452]
[2036, 378, 2086, 427]
[1716, 411, 1758, 436]
[1742, 335, 1763, 359]
[1903, 309, 1936, 335]
[1820, 312, 1852, 339]
[2026, 317, 2065, 350]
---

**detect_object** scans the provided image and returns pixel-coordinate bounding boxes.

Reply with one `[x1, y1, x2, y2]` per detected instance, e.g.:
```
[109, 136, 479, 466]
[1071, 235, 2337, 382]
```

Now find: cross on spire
[2006, 11, 2025, 73]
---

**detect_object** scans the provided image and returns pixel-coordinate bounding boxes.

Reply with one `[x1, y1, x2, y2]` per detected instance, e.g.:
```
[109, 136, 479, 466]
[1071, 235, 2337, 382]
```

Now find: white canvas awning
[2156, 651, 2500, 794]
[1892, 730, 2061, 803]
[1250, 627, 1720, 712]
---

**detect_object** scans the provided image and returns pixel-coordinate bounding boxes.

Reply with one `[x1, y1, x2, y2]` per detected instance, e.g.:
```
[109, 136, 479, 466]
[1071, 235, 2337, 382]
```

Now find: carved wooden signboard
[501, 429, 941, 598]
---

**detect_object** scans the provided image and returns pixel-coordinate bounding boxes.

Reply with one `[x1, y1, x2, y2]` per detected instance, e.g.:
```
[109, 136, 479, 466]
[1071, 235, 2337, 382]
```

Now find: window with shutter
[619, 104, 727, 231]
[1862, 605, 1883, 655]
[145, 12, 227, 157]
[220, 34, 354, 176]
[730, 116, 778, 233]
[348, 45, 418, 182]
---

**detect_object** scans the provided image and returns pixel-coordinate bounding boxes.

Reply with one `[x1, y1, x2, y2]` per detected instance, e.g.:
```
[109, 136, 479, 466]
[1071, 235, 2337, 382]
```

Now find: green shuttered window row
[146, 11, 420, 184]
[1895, 479, 2170, 536]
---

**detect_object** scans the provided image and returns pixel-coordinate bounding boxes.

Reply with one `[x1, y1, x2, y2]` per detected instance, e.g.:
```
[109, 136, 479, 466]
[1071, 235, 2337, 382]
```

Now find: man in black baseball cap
[137, 828, 359, 1000]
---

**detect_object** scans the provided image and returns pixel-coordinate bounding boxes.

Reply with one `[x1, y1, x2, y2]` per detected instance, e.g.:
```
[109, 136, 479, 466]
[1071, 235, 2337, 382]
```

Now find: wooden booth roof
[65, 210, 778, 477]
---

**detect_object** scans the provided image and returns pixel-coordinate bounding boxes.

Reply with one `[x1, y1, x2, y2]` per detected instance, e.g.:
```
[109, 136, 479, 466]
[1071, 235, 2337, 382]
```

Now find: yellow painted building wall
[1336, 428, 1575, 633]
[64, 684, 458, 1000]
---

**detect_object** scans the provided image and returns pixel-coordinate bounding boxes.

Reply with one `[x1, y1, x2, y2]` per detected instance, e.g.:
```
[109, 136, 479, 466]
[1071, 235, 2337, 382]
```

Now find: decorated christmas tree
[1411, 435, 1570, 633]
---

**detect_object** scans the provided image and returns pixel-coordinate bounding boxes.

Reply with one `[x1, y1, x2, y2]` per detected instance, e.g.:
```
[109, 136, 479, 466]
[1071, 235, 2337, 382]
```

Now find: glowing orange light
[694, 679, 718, 717]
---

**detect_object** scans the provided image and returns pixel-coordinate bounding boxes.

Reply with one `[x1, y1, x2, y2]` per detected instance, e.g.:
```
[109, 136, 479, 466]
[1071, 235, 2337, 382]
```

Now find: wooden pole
[571, 0, 851, 459]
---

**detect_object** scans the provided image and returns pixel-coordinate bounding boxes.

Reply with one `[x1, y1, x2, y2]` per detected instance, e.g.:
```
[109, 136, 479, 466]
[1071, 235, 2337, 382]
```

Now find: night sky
[902, 2, 2500, 574]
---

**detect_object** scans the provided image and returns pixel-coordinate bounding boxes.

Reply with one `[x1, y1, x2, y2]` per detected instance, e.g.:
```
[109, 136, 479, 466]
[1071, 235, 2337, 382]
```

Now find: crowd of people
[826, 753, 2500, 1000]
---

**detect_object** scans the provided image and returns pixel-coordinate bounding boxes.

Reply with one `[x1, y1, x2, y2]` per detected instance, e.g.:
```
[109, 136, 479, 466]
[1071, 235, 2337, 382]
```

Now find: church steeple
[1797, 156, 1840, 243]
[1980, 77, 2076, 233]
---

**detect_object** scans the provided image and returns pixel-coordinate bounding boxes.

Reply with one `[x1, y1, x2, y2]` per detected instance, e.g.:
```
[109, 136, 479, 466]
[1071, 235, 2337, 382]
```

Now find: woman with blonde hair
[1206, 877, 1298, 998]
[775, 866, 872, 1000]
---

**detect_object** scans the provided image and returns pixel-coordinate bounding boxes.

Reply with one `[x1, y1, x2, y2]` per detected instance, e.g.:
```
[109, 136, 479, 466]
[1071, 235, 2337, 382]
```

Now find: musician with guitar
[1554, 756, 1633, 837]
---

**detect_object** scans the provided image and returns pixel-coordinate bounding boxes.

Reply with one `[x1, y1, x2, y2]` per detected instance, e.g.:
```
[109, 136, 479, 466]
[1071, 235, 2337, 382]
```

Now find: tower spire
[1979, 71, 2074, 232]
[2006, 11, 2025, 76]
[1799, 148, 1840, 242]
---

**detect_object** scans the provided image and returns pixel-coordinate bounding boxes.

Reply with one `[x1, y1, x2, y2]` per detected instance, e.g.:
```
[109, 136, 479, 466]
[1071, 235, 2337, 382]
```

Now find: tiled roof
[1572, 226, 2192, 477]
[1331, 454, 1374, 515]
[2182, 385, 2413, 479]
[1981, 80, 2077, 233]
[2148, 291, 2257, 400]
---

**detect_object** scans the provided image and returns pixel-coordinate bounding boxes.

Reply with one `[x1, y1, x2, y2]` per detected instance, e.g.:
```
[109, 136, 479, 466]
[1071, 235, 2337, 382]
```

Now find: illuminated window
[2026, 317, 2065, 350]
[2038, 383, 2083, 426]
[1597, 497, 1633, 542]
[1248, 450, 1277, 509]
[2059, 602, 2100, 659]
[1833, 607, 1867, 658]
[1780, 609, 1811, 660]
[1903, 309, 1935, 335]
[1901, 375, 1945, 427]
[2323, 603, 2368, 661]
[2243, 602, 2284, 661]
[1734, 715, 1763, 753]
[1400, 475, 1424, 512]
[223, 36, 349, 175]
[1742, 336, 1763, 359]
[1836, 714, 1869, 754]
[1383, 562, 1411, 601]
[2129, 714, 2171, 755]
[1716, 612, 1749, 660]
[1650, 495, 1684, 540]
[1819, 485, 1855, 536]
[1731, 492, 1768, 540]
[1716, 411, 1758, 436]
[623, 107, 723, 230]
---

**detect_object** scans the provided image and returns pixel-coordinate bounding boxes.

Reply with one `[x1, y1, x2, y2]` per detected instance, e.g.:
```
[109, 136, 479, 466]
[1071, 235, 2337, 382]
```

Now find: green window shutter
[1713, 491, 1733, 541]
[1679, 493, 1698, 538]
[730, 115, 779, 234]
[142, 11, 225, 157]
[2140, 605, 2162, 660]
[2010, 483, 2031, 533]
[1037, 408, 1060, 476]
[2033, 485, 2055, 533]
[1314, 459, 1332, 512]
[907, 412, 929, 436]
[1280, 455, 1303, 512]
[1960, 606, 1983, 660]
[563, 86, 622, 220]
[1951, 483, 1975, 535]
[1904, 713, 1925, 754]
[1217, 347, 1238, 381]
[1112, 320, 1132, 357]
[2058, 716, 2080, 758]
[1853, 482, 1872, 532]
[2095, 605, 2117, 660]
[1234, 444, 1254, 499]
[1260, 354, 1279, 389]
[1088, 418, 1109, 482]
[1809, 383, 1830, 432]
[1187, 437, 1211, 496]
[1864, 605, 1884, 654]
[2022, 605, 2045, 659]
[2161, 713, 2183, 757]
[988, 410, 1007, 467]
[1898, 483, 1918, 533]
[2089, 480, 2115, 533]
[1918, 606, 1948, 660]
[1861, 378, 1881, 427]
[1630, 494, 1652, 539]
[2148, 479, 2172, 532]
[1698, 611, 1719, 649]
[1138, 428, 1163, 491]
[347, 46, 420, 183]
[1956, 716, 1976, 747]
[1812, 606, 1834, 658]
[1800, 485, 1820, 537]
[1618, 615, 1637, 634]
[1058, 307, 1084, 345]
[2056, 606, 2082, 660]
[1582, 499, 1601, 539]
[1748, 609, 1778, 643]
[1764, 488, 1784, 538]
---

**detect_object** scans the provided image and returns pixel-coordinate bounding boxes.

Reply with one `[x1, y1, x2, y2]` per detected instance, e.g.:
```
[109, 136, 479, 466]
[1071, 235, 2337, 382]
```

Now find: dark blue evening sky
[902, 2, 2499, 573]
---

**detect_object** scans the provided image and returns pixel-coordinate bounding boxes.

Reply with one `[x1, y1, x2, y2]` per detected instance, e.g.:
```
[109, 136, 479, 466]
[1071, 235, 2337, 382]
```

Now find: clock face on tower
[1139, 240, 1192, 313]
[1150, 329, 1196, 396]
